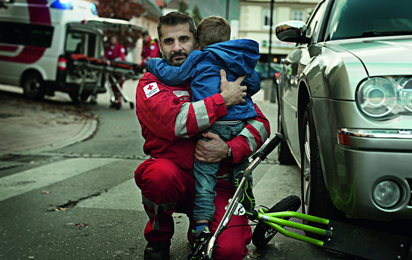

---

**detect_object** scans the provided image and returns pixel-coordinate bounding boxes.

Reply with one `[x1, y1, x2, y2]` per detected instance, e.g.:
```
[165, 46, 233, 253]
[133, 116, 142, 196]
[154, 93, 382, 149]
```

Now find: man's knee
[135, 158, 186, 203]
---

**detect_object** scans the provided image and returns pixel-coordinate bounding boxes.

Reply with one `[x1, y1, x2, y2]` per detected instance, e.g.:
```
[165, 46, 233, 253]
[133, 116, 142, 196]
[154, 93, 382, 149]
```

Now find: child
[146, 15, 261, 258]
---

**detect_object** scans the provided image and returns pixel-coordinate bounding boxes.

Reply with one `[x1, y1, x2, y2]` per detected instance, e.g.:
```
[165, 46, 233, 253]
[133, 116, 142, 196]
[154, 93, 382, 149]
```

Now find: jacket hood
[331, 36, 412, 76]
[203, 39, 261, 76]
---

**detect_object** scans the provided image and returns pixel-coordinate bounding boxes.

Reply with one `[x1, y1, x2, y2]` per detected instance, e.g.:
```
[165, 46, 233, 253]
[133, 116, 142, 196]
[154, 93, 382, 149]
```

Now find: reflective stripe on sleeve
[192, 100, 210, 131]
[175, 102, 190, 138]
[239, 119, 268, 152]
[175, 101, 210, 138]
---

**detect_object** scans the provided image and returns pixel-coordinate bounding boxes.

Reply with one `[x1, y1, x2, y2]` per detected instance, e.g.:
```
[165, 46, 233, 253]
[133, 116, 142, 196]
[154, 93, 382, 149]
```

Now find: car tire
[301, 103, 341, 237]
[276, 83, 295, 165]
[22, 72, 45, 100]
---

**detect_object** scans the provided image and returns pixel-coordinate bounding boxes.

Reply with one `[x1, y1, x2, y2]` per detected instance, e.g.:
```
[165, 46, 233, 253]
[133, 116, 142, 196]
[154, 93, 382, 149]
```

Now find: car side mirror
[275, 21, 310, 43]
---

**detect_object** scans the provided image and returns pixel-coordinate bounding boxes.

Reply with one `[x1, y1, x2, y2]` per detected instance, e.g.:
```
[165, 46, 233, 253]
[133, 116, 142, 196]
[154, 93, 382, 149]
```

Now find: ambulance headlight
[50, 0, 72, 10]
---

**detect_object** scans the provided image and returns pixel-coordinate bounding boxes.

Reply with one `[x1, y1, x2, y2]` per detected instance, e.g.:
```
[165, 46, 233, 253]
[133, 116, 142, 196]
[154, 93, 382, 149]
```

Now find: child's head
[196, 16, 231, 50]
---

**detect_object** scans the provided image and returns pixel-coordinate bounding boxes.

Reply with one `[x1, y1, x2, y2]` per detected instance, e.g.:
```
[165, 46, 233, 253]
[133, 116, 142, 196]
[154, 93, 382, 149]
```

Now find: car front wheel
[301, 103, 340, 233]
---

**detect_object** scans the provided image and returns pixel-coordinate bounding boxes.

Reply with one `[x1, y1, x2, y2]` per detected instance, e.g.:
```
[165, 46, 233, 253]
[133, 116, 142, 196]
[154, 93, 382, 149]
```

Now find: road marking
[0, 158, 118, 202]
[77, 178, 143, 211]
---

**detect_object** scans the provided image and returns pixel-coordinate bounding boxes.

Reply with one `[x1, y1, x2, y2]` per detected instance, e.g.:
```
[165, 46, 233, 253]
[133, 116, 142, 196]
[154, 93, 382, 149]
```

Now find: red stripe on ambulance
[0, 0, 50, 64]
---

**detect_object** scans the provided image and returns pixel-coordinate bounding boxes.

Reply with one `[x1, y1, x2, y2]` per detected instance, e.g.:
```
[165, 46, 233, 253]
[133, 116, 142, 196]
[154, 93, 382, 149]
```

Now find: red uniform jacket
[104, 43, 125, 61]
[135, 73, 270, 172]
[140, 37, 161, 67]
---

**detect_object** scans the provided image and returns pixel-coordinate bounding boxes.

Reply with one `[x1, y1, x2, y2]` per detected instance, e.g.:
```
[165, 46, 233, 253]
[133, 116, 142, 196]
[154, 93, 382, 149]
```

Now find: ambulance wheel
[22, 72, 45, 100]
[129, 102, 134, 109]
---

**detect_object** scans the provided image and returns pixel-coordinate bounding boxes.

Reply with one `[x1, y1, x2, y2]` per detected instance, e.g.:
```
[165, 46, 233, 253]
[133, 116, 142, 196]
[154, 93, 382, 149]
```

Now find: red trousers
[109, 75, 124, 103]
[134, 158, 252, 260]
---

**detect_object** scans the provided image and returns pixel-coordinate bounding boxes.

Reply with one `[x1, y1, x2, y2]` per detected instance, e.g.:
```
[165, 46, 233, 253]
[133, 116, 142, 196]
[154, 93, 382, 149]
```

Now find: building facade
[239, 0, 319, 63]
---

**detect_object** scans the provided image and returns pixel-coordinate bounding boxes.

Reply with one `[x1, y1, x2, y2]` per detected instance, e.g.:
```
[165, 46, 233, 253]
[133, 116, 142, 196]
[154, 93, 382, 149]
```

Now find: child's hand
[219, 69, 247, 107]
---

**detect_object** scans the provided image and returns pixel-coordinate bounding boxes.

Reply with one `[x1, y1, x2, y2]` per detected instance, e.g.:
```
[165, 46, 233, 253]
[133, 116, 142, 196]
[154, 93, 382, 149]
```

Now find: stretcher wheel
[129, 102, 134, 109]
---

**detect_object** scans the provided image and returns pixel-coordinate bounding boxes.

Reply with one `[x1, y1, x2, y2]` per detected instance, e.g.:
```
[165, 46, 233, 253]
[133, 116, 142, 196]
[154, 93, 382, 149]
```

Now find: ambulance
[0, 0, 106, 101]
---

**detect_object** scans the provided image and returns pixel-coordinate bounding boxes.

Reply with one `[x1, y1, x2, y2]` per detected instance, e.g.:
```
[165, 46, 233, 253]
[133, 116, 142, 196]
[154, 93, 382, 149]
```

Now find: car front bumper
[313, 99, 412, 222]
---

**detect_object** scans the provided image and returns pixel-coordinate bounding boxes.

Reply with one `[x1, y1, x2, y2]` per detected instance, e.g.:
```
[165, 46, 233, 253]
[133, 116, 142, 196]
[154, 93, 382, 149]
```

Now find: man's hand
[195, 132, 230, 163]
[219, 69, 247, 107]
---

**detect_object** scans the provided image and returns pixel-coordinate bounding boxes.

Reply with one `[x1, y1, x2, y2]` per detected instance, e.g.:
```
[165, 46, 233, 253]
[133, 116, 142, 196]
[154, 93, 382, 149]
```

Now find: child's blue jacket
[146, 39, 261, 121]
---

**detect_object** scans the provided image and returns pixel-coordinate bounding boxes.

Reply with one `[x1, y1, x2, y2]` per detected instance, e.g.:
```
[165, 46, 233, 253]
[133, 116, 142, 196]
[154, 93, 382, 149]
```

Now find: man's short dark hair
[157, 12, 196, 39]
[142, 30, 149, 37]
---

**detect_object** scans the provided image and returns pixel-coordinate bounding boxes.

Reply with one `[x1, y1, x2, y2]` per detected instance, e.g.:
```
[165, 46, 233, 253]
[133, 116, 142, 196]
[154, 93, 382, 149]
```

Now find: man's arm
[136, 70, 247, 141]
[195, 103, 270, 163]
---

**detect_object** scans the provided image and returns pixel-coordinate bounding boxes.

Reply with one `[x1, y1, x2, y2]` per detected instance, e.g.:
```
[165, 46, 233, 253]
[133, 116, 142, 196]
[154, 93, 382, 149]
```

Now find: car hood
[332, 36, 412, 76]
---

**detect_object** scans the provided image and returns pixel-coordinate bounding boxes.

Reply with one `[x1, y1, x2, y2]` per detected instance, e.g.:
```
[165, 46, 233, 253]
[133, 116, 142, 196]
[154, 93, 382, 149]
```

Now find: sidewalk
[0, 91, 98, 168]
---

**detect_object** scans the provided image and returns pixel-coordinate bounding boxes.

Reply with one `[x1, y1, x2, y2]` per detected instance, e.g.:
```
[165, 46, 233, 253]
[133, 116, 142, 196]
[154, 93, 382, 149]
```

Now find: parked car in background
[255, 62, 281, 80]
[275, 0, 412, 230]
[255, 62, 281, 102]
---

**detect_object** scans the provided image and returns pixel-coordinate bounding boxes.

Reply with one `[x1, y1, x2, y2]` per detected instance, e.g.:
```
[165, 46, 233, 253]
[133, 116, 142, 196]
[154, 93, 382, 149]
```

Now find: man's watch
[227, 146, 232, 158]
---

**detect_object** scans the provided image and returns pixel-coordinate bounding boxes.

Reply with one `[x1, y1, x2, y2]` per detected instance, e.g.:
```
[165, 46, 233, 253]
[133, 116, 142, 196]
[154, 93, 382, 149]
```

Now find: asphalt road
[0, 80, 352, 260]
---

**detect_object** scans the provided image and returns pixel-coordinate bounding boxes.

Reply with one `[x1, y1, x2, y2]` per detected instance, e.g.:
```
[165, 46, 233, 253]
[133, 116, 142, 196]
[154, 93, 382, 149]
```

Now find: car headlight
[400, 78, 412, 112]
[356, 76, 412, 119]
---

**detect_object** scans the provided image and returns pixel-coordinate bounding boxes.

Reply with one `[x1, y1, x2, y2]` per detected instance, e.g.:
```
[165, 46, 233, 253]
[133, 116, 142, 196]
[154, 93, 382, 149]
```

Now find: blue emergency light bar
[50, 0, 72, 10]
[91, 2, 98, 15]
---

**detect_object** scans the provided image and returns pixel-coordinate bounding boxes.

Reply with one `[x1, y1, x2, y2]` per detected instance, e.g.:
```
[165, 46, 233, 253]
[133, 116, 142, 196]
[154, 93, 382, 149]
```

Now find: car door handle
[281, 59, 293, 65]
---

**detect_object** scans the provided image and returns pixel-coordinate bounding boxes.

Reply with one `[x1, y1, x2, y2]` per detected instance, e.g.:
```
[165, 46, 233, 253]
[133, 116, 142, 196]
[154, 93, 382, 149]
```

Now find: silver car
[275, 0, 412, 225]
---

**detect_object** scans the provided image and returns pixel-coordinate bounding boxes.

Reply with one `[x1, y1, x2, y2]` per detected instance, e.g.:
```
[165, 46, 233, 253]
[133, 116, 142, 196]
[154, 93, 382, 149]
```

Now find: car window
[325, 0, 412, 41]
[305, 1, 326, 40]
[0, 21, 54, 48]
[66, 31, 103, 58]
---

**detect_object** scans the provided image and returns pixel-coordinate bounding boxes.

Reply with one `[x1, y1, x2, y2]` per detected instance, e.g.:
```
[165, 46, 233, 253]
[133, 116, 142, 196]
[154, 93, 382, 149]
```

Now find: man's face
[159, 23, 196, 66]
[110, 37, 117, 46]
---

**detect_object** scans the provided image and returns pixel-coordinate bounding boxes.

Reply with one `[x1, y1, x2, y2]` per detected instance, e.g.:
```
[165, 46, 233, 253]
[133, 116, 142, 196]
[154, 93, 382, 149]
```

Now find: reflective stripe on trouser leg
[142, 196, 176, 230]
[134, 158, 195, 244]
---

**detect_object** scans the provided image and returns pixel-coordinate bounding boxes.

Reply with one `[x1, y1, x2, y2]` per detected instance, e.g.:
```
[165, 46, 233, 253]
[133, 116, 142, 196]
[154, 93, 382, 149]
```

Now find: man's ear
[157, 39, 163, 54]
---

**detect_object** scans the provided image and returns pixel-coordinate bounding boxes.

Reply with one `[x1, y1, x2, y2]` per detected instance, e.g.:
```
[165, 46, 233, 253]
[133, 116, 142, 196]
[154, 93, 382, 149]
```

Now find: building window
[263, 9, 275, 29]
[292, 10, 305, 21]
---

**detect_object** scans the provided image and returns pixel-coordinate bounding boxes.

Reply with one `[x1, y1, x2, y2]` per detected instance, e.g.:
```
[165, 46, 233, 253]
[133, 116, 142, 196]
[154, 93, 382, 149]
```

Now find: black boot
[144, 241, 170, 260]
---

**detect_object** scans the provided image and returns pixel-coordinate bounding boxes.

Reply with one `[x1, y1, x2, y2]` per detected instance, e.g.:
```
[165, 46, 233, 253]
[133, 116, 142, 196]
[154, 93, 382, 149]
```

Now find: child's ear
[196, 42, 200, 50]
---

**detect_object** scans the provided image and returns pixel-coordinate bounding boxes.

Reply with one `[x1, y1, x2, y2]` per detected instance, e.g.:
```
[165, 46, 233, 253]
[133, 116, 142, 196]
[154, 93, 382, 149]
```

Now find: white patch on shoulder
[173, 90, 190, 98]
[144, 82, 160, 98]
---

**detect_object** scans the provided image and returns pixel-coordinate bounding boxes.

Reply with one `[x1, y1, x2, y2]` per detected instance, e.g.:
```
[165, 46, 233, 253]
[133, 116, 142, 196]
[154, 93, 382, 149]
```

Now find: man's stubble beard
[161, 41, 196, 67]
[163, 51, 188, 66]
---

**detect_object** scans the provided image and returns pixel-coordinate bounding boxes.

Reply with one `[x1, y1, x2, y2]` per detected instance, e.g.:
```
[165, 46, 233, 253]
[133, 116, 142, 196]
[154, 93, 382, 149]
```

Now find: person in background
[139, 30, 161, 72]
[104, 35, 126, 109]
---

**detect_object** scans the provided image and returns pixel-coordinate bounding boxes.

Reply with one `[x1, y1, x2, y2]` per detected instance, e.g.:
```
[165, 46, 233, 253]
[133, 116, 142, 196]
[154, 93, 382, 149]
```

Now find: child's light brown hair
[196, 16, 231, 49]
